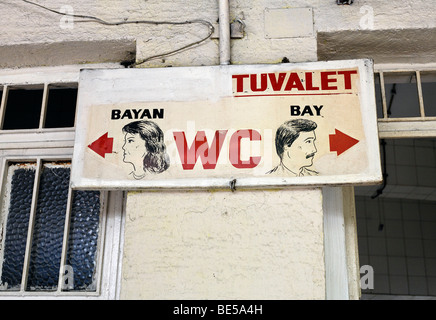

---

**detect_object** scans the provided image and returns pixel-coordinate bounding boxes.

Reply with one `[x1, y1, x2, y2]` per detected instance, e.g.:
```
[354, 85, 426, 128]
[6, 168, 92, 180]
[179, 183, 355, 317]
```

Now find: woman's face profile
[122, 132, 147, 165]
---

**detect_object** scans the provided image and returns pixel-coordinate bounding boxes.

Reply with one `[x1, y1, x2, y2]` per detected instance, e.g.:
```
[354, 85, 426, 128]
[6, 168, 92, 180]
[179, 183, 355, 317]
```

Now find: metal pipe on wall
[218, 0, 231, 65]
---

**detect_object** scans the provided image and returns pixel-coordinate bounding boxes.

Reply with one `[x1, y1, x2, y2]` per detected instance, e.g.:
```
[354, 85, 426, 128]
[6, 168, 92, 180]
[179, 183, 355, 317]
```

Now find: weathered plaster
[0, 39, 136, 69]
[120, 188, 325, 299]
[1, 1, 434, 66]
[318, 28, 436, 64]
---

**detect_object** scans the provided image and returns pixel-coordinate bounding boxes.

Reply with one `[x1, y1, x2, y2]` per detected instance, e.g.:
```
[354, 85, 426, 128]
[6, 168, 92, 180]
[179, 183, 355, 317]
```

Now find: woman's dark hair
[122, 120, 170, 173]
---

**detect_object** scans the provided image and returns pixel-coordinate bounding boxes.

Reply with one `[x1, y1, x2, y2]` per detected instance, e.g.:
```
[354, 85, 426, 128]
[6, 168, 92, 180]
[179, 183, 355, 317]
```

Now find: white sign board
[71, 59, 382, 190]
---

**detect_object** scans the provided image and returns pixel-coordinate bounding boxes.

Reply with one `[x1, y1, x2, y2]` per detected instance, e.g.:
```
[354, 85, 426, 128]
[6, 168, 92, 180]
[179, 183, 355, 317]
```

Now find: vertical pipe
[218, 0, 231, 65]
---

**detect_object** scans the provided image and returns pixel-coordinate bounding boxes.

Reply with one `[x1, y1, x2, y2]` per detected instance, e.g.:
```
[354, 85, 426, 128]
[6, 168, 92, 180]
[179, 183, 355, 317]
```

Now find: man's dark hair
[275, 119, 317, 159]
[122, 120, 170, 173]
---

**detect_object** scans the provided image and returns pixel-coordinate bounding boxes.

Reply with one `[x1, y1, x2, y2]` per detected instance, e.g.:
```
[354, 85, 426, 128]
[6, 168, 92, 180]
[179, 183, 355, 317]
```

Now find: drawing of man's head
[275, 119, 318, 174]
[122, 120, 170, 179]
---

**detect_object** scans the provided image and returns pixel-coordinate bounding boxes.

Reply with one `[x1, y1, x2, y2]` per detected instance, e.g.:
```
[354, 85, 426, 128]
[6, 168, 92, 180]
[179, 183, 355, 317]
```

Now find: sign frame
[71, 59, 382, 190]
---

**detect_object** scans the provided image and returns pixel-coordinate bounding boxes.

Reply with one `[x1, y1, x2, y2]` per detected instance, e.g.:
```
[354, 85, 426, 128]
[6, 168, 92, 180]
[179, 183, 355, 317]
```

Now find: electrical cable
[20, 0, 215, 67]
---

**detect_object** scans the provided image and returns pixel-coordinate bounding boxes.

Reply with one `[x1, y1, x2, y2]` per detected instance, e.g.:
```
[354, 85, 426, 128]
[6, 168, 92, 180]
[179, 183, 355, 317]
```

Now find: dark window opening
[421, 72, 436, 117]
[383, 73, 421, 118]
[3, 87, 43, 130]
[1, 84, 78, 130]
[44, 86, 77, 128]
[355, 138, 436, 298]
[374, 73, 383, 118]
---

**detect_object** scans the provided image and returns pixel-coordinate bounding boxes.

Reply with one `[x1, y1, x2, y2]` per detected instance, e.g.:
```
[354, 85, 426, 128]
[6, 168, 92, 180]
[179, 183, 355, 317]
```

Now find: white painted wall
[120, 188, 325, 300]
[2, 0, 435, 67]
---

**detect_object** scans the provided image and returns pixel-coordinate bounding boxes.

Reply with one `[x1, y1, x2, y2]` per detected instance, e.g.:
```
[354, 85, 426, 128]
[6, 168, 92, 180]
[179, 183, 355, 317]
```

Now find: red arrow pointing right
[329, 129, 359, 156]
[88, 132, 114, 158]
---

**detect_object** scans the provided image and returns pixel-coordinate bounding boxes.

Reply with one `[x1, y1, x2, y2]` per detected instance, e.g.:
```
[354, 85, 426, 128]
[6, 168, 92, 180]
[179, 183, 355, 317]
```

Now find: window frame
[0, 64, 125, 299]
[375, 62, 436, 139]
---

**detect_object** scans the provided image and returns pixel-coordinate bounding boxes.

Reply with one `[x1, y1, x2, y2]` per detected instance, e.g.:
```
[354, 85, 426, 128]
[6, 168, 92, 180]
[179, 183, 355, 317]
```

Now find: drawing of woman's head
[122, 120, 170, 175]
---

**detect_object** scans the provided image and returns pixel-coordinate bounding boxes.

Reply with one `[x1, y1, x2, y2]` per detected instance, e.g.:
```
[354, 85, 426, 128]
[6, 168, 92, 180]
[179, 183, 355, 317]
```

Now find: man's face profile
[284, 130, 317, 169]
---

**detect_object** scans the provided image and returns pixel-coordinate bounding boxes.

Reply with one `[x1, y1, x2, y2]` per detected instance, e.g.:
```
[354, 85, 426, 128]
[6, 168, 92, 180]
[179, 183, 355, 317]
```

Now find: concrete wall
[121, 189, 325, 299]
[1, 0, 435, 67]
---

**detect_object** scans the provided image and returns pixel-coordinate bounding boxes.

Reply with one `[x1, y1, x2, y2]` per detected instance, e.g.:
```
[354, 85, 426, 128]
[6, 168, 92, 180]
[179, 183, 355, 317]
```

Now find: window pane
[44, 86, 77, 128]
[64, 190, 101, 291]
[26, 162, 70, 291]
[0, 160, 103, 293]
[384, 73, 421, 118]
[0, 163, 36, 291]
[3, 87, 43, 130]
[374, 73, 384, 118]
[421, 72, 436, 117]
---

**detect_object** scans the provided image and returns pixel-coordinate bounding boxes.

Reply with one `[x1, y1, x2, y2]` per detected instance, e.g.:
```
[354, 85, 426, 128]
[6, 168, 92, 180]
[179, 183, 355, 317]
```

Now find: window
[2, 85, 44, 130]
[0, 160, 103, 292]
[421, 72, 436, 117]
[374, 65, 436, 138]
[0, 64, 124, 299]
[356, 138, 436, 297]
[356, 64, 436, 299]
[0, 83, 78, 130]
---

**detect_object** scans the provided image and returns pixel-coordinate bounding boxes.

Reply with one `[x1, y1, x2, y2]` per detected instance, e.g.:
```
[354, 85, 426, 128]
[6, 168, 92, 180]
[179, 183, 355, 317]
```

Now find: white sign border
[71, 59, 382, 190]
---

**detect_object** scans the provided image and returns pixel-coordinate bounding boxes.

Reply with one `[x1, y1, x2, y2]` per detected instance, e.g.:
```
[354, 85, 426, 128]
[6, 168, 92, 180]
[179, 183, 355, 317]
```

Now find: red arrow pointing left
[88, 132, 114, 158]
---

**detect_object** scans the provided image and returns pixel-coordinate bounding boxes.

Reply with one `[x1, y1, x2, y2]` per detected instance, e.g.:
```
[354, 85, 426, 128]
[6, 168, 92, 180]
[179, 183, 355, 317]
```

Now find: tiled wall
[356, 196, 436, 296]
[355, 138, 436, 297]
[386, 139, 436, 195]
[356, 139, 436, 201]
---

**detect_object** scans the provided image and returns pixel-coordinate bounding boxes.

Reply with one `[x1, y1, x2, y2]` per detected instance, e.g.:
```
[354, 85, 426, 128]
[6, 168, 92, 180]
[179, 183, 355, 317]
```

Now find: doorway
[355, 138, 436, 299]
